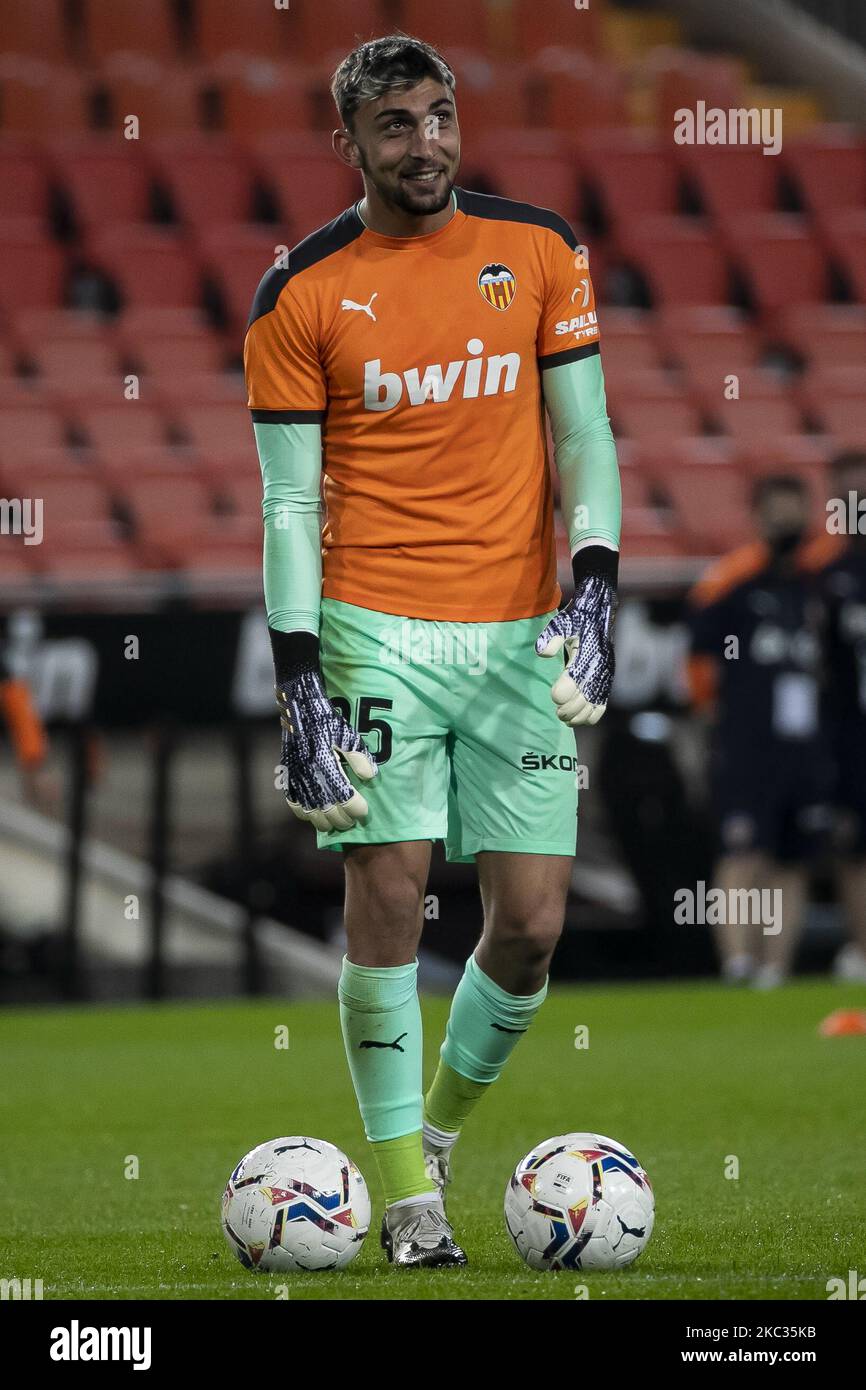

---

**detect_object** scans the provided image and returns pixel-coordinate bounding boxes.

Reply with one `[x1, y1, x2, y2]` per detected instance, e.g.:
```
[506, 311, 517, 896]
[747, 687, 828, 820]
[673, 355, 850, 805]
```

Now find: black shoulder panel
[246, 203, 364, 328]
[454, 186, 579, 251]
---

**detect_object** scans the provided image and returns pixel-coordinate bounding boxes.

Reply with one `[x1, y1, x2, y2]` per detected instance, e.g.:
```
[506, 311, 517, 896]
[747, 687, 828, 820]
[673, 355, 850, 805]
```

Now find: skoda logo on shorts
[478, 263, 516, 310]
[521, 752, 580, 772]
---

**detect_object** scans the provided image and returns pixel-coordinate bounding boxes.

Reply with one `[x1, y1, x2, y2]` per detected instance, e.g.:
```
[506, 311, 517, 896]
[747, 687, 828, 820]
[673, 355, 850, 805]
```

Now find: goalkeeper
[245, 34, 621, 1270]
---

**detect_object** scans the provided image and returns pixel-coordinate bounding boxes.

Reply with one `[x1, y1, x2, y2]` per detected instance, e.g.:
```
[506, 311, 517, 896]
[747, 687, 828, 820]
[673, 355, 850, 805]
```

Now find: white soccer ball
[504, 1131, 654, 1271]
[221, 1136, 371, 1272]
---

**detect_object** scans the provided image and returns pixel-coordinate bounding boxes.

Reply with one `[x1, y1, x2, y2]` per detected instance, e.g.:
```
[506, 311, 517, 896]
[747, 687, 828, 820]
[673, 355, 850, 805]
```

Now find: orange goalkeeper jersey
[244, 186, 601, 622]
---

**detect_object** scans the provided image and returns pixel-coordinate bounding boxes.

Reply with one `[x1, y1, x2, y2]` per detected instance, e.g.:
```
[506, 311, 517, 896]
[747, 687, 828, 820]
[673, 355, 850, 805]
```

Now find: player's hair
[829, 449, 866, 479]
[331, 32, 456, 133]
[750, 474, 807, 509]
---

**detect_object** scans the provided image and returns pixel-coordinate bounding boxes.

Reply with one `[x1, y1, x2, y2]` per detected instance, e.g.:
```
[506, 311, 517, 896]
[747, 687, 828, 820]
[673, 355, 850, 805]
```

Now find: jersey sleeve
[244, 264, 328, 422]
[536, 223, 601, 371]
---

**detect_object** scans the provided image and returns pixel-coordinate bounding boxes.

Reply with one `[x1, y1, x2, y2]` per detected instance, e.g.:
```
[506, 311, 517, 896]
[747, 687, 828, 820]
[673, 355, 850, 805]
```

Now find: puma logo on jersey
[364, 337, 520, 410]
[342, 292, 378, 321]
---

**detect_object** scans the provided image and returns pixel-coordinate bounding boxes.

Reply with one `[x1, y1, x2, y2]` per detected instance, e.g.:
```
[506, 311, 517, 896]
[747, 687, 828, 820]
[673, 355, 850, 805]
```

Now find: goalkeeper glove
[536, 545, 618, 726]
[271, 629, 377, 831]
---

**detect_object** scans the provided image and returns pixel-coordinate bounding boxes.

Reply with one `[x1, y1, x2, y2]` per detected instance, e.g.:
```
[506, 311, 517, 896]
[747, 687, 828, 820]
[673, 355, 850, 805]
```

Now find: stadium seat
[612, 395, 704, 443]
[72, 403, 171, 450]
[0, 403, 68, 450]
[193, 0, 295, 61]
[511, 0, 604, 56]
[39, 544, 141, 579]
[663, 463, 752, 550]
[674, 146, 781, 220]
[87, 226, 203, 309]
[0, 0, 71, 62]
[574, 131, 681, 228]
[818, 209, 866, 302]
[50, 136, 154, 230]
[616, 216, 730, 306]
[707, 393, 805, 443]
[398, 0, 491, 54]
[443, 55, 533, 145]
[121, 476, 217, 540]
[468, 130, 580, 220]
[92, 445, 203, 487]
[0, 60, 90, 134]
[781, 127, 866, 214]
[194, 225, 283, 331]
[124, 333, 229, 380]
[251, 135, 357, 241]
[0, 139, 51, 218]
[24, 335, 122, 385]
[148, 136, 258, 227]
[525, 49, 627, 134]
[176, 404, 254, 452]
[657, 306, 761, 383]
[597, 309, 661, 373]
[770, 304, 866, 365]
[652, 51, 745, 134]
[0, 221, 66, 311]
[99, 56, 202, 135]
[81, 0, 180, 63]
[721, 214, 826, 313]
[208, 58, 310, 137]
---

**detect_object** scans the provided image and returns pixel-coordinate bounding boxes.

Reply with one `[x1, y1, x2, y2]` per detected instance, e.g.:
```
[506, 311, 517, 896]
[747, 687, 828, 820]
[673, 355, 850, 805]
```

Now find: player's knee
[491, 902, 564, 967]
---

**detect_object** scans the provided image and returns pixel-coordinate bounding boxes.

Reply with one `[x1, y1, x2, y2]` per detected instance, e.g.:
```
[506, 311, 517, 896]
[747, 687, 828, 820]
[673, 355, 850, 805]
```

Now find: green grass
[0, 979, 864, 1300]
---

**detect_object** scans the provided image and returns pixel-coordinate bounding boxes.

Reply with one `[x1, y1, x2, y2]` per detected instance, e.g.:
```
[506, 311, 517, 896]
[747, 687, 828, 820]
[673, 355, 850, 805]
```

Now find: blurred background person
[686, 475, 831, 988]
[802, 450, 866, 983]
[0, 639, 57, 814]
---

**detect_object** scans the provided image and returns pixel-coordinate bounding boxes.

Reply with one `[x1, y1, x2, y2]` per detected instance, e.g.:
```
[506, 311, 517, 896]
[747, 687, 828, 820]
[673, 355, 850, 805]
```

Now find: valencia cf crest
[478, 263, 516, 310]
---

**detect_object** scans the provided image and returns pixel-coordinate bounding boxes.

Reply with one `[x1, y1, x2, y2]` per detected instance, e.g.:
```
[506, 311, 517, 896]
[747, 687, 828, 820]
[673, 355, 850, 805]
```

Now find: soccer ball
[221, 1136, 371, 1272]
[504, 1132, 654, 1271]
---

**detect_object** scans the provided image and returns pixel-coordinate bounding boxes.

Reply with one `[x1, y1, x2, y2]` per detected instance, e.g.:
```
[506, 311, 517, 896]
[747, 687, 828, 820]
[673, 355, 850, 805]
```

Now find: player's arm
[534, 229, 621, 725]
[245, 267, 376, 830]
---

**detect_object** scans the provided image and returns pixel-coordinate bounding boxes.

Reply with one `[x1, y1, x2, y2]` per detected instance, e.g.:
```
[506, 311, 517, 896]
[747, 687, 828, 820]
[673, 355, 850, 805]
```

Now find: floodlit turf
[1, 978, 864, 1300]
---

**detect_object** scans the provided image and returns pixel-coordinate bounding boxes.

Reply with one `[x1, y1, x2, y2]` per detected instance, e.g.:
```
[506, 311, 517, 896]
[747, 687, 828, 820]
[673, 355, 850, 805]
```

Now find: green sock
[424, 1061, 489, 1135]
[370, 1131, 430, 1206]
[338, 956, 432, 1205]
[425, 953, 548, 1135]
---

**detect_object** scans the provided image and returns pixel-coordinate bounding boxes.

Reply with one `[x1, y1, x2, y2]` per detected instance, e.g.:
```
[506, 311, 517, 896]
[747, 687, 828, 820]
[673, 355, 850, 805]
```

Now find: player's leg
[837, 859, 866, 980]
[424, 608, 577, 1178]
[423, 852, 572, 1178]
[711, 851, 764, 982]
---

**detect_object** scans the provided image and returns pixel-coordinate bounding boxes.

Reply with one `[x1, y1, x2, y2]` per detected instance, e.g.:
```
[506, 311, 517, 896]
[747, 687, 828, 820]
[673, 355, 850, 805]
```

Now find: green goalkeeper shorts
[316, 598, 579, 862]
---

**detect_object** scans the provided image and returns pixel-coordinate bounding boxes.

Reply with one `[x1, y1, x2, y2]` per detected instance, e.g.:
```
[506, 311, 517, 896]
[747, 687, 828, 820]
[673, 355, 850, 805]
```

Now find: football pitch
[1, 979, 864, 1301]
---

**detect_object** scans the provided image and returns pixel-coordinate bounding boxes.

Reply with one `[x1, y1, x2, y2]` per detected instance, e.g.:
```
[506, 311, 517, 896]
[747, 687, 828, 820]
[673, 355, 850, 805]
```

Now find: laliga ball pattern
[504, 1132, 654, 1271]
[221, 1136, 371, 1272]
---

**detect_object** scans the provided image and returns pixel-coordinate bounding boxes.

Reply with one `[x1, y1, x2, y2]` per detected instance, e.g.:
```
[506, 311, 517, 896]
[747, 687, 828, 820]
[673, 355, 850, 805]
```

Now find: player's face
[351, 78, 460, 216]
[756, 489, 808, 549]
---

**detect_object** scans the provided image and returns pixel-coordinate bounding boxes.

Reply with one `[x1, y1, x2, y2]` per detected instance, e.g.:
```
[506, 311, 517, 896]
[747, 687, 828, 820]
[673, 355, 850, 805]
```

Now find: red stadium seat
[72, 403, 171, 450]
[770, 304, 866, 365]
[398, 0, 491, 54]
[664, 463, 752, 550]
[722, 213, 826, 313]
[93, 445, 203, 487]
[819, 209, 866, 302]
[125, 333, 229, 380]
[613, 395, 704, 442]
[443, 54, 532, 145]
[512, 0, 604, 56]
[193, 224, 284, 330]
[526, 49, 627, 134]
[0, 139, 51, 218]
[252, 134, 357, 242]
[657, 306, 761, 383]
[194, 0, 294, 61]
[597, 310, 661, 373]
[148, 136, 257, 227]
[653, 52, 746, 134]
[575, 132, 681, 227]
[0, 403, 68, 450]
[81, 0, 179, 63]
[0, 221, 65, 311]
[0, 0, 71, 62]
[25, 335, 122, 384]
[467, 130, 580, 220]
[781, 127, 866, 214]
[87, 225, 203, 309]
[51, 136, 153, 230]
[177, 404, 253, 452]
[0, 446, 92, 486]
[675, 146, 781, 220]
[616, 216, 730, 306]
[210, 58, 310, 137]
[707, 394, 804, 443]
[0, 60, 90, 134]
[39, 545, 141, 579]
[99, 56, 202, 135]
[121, 476, 217, 541]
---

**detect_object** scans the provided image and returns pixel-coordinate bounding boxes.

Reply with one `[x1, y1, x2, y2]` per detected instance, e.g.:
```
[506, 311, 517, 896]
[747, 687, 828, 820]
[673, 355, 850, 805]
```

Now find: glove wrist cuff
[571, 543, 619, 591]
[269, 627, 320, 686]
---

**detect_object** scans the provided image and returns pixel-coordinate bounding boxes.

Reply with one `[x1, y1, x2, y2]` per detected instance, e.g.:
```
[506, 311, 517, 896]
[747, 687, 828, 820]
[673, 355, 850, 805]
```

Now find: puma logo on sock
[490, 1023, 528, 1034]
[359, 1032, 408, 1052]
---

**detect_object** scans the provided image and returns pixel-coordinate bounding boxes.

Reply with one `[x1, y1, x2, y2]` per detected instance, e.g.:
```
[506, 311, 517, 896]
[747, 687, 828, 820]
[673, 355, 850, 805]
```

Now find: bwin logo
[364, 338, 520, 411]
